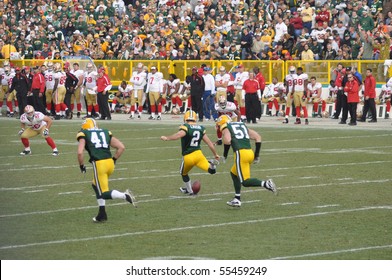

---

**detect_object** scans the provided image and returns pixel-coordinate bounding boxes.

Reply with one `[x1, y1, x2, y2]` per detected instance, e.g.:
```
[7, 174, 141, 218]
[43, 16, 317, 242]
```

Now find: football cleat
[179, 187, 194, 195]
[125, 189, 137, 208]
[92, 212, 108, 223]
[294, 119, 301, 124]
[52, 151, 59, 156]
[227, 198, 242, 207]
[282, 118, 289, 124]
[215, 139, 222, 145]
[208, 159, 219, 169]
[305, 119, 309, 125]
[156, 115, 161, 120]
[137, 115, 141, 119]
[263, 179, 278, 195]
[148, 116, 156, 120]
[77, 112, 81, 118]
[20, 150, 31, 156]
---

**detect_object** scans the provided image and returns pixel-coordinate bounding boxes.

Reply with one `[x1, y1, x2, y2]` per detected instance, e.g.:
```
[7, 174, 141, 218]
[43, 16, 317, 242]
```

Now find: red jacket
[31, 72, 45, 93]
[255, 72, 266, 90]
[96, 74, 111, 92]
[334, 70, 344, 88]
[242, 79, 260, 93]
[344, 79, 360, 103]
[364, 75, 376, 98]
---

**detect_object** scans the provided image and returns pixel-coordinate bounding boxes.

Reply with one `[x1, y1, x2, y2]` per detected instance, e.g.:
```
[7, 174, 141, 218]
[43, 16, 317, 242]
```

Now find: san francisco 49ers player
[130, 63, 147, 119]
[292, 66, 309, 125]
[19, 105, 59, 156]
[115, 80, 133, 113]
[283, 66, 296, 124]
[52, 63, 68, 120]
[83, 63, 100, 119]
[1, 65, 15, 115]
[146, 66, 164, 120]
[44, 62, 55, 115]
[70, 62, 85, 118]
[167, 73, 182, 113]
[215, 66, 231, 102]
[233, 64, 249, 121]
[307, 76, 326, 118]
[214, 95, 240, 162]
[263, 77, 285, 116]
[379, 82, 391, 119]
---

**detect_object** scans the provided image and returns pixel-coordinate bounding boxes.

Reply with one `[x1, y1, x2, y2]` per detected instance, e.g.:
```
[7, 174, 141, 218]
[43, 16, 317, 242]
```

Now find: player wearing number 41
[216, 115, 277, 207]
[77, 118, 136, 223]
[18, 105, 59, 156]
[160, 110, 220, 195]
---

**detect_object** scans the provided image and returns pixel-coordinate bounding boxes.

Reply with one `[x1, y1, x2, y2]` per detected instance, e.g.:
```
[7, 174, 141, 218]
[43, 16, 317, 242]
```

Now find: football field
[0, 115, 391, 260]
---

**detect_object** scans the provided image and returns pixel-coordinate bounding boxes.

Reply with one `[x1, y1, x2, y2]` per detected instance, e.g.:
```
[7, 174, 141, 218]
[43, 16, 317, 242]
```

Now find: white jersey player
[292, 67, 309, 124]
[18, 105, 58, 156]
[167, 75, 182, 111]
[130, 63, 147, 118]
[44, 63, 56, 113]
[233, 65, 249, 120]
[146, 67, 164, 120]
[215, 66, 231, 101]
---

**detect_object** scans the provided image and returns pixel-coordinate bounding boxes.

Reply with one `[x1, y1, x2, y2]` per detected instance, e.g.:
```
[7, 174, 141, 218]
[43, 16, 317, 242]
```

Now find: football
[192, 180, 201, 194]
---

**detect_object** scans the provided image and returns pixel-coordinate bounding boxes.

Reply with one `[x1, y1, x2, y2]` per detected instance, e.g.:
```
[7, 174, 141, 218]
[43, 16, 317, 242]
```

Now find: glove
[80, 164, 86, 173]
[112, 157, 117, 164]
[253, 157, 260, 164]
[18, 128, 25, 136]
[344, 92, 348, 96]
[43, 128, 49, 136]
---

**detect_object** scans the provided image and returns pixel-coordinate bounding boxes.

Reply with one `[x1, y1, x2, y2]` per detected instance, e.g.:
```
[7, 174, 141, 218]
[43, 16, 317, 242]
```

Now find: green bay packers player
[217, 115, 277, 207]
[160, 110, 220, 195]
[77, 118, 136, 222]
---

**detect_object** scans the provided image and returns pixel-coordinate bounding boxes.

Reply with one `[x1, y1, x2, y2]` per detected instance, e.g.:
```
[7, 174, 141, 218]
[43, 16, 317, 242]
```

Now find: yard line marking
[280, 202, 300, 206]
[315, 204, 340, 208]
[0, 205, 390, 250]
[23, 190, 45, 193]
[243, 200, 262, 204]
[300, 176, 319, 179]
[2, 159, 392, 178]
[58, 191, 83, 195]
[200, 198, 222, 202]
[269, 244, 392, 260]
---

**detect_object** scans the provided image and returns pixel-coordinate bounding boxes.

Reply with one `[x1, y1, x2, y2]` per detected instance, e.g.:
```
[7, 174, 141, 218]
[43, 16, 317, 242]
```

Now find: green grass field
[0, 117, 391, 260]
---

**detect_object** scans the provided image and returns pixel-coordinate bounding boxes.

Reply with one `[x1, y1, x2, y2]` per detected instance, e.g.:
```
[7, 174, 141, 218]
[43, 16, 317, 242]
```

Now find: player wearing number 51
[217, 115, 277, 207]
[160, 110, 220, 195]
[76, 118, 136, 223]
[18, 105, 59, 156]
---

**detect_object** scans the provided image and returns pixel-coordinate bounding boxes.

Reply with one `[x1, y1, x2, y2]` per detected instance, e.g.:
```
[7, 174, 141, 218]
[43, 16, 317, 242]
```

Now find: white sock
[111, 190, 125, 200]
[185, 181, 192, 193]
[97, 198, 105, 206]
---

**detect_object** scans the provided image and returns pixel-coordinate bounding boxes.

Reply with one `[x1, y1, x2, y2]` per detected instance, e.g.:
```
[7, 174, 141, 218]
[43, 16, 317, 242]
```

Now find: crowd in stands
[0, 0, 391, 62]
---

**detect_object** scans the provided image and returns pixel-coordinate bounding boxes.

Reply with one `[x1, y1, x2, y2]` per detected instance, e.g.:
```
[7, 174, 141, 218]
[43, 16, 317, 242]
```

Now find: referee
[242, 72, 261, 124]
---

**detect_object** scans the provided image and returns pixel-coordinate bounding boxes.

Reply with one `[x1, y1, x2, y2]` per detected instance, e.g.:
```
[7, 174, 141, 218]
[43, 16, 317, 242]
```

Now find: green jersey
[77, 128, 113, 161]
[222, 122, 251, 152]
[179, 123, 206, 156]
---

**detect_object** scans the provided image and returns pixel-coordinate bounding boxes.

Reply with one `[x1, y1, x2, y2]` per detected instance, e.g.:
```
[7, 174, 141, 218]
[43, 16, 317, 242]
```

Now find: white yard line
[1, 205, 391, 251]
[270, 244, 392, 260]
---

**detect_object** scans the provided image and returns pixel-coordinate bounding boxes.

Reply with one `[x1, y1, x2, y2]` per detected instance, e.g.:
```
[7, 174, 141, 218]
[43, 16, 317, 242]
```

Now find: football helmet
[183, 110, 197, 122]
[4, 66, 10, 73]
[171, 107, 180, 115]
[216, 115, 231, 127]
[24, 105, 35, 121]
[81, 118, 97, 130]
[53, 62, 62, 72]
[218, 95, 227, 109]
[321, 111, 330, 118]
[3, 59, 10, 67]
[289, 65, 296, 73]
[86, 63, 93, 72]
[47, 61, 54, 71]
